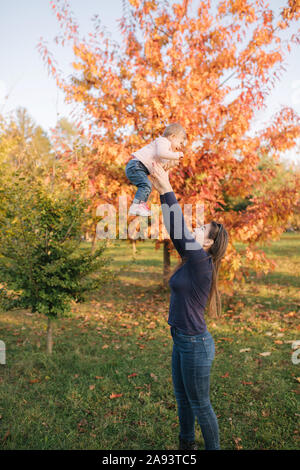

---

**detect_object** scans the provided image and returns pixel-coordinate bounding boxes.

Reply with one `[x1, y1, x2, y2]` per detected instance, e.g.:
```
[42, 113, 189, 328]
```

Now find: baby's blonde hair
[163, 123, 187, 139]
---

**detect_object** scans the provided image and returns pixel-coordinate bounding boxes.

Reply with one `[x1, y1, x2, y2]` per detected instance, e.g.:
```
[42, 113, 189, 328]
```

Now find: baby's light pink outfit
[131, 135, 182, 174]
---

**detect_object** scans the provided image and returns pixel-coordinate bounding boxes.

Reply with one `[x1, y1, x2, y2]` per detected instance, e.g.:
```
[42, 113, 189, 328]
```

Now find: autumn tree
[48, 117, 103, 250]
[38, 0, 300, 308]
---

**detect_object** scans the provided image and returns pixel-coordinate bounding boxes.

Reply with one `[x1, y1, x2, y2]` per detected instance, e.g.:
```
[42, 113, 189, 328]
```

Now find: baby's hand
[164, 159, 179, 170]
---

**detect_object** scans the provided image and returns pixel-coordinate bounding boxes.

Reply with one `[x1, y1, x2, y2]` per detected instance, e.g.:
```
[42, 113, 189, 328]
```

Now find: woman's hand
[149, 161, 173, 195]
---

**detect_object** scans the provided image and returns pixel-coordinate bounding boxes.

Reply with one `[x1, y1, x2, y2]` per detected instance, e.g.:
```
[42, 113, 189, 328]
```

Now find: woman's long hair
[167, 221, 229, 317]
[206, 221, 229, 317]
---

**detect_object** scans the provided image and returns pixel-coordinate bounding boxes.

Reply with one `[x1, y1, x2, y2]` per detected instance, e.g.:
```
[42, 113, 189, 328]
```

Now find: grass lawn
[0, 233, 299, 450]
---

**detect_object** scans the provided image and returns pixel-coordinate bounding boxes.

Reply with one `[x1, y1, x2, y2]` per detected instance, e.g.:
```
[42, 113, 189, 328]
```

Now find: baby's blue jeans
[170, 326, 220, 450]
[125, 159, 152, 203]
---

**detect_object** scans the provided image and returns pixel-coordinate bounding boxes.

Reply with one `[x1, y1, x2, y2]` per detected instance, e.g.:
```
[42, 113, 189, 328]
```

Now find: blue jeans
[170, 326, 220, 450]
[125, 159, 152, 203]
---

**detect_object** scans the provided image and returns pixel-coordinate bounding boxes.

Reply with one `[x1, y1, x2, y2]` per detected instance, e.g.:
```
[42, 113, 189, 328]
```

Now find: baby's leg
[125, 160, 152, 203]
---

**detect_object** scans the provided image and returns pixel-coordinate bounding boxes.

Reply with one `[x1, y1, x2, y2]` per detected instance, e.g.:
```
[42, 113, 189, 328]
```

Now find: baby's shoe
[129, 201, 152, 216]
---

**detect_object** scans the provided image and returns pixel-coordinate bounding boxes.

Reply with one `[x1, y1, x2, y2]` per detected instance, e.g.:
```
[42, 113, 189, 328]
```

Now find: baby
[125, 123, 186, 216]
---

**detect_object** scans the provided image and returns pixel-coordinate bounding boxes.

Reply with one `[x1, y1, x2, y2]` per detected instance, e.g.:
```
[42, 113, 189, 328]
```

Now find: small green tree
[0, 172, 114, 354]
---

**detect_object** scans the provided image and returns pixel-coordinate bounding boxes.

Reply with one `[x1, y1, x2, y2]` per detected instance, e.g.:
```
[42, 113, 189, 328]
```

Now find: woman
[150, 161, 229, 451]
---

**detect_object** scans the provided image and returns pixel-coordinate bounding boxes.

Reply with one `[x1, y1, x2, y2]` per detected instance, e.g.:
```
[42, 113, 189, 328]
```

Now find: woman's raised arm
[151, 162, 207, 262]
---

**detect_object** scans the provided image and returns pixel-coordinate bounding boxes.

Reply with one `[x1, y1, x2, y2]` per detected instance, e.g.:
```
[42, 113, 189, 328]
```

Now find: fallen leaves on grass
[259, 352, 271, 356]
[233, 437, 243, 450]
[77, 419, 88, 432]
[2, 430, 10, 442]
[109, 393, 123, 399]
[284, 311, 296, 318]
[240, 348, 251, 352]
[221, 372, 229, 378]
[217, 337, 233, 343]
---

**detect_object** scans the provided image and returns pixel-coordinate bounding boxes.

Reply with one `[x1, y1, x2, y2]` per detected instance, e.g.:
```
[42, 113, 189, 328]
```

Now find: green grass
[0, 233, 299, 450]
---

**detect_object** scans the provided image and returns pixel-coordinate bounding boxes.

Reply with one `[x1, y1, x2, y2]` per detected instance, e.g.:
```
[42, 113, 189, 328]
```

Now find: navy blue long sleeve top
[160, 191, 213, 335]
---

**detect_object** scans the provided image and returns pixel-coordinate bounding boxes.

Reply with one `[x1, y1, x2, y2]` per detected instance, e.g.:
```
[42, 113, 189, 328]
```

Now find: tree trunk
[91, 229, 97, 254]
[46, 317, 53, 355]
[163, 240, 171, 286]
[132, 239, 137, 258]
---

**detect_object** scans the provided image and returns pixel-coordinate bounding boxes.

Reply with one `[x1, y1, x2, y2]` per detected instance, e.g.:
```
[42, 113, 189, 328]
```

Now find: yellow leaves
[72, 61, 84, 71]
[284, 311, 297, 318]
[232, 256, 241, 271]
[152, 97, 163, 115]
[128, 0, 140, 8]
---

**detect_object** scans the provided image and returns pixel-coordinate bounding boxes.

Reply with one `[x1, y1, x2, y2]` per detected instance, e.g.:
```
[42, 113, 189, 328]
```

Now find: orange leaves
[109, 393, 123, 399]
[128, 0, 141, 8]
[40, 0, 300, 295]
[151, 97, 163, 115]
[172, 1, 188, 19]
[284, 311, 297, 318]
[281, 0, 300, 21]
[28, 379, 40, 384]
[221, 372, 230, 378]
[143, 1, 158, 14]
[233, 436, 243, 450]
[228, 0, 257, 22]
[167, 87, 179, 109]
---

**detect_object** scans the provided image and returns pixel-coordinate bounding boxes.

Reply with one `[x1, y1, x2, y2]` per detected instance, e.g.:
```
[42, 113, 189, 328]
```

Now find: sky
[0, 0, 299, 164]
